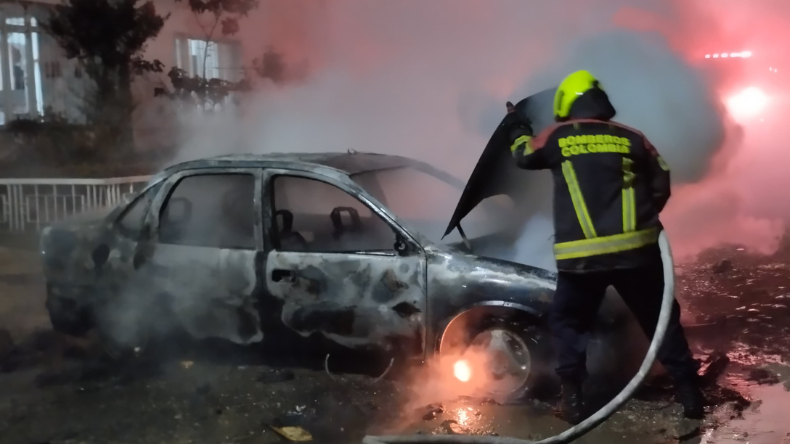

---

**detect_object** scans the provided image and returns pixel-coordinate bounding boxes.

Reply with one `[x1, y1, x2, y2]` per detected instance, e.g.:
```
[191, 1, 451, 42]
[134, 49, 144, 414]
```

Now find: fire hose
[363, 229, 676, 444]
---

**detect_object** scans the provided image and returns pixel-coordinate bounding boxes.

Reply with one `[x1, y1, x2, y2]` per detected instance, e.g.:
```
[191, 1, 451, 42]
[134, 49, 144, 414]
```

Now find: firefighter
[505, 70, 704, 424]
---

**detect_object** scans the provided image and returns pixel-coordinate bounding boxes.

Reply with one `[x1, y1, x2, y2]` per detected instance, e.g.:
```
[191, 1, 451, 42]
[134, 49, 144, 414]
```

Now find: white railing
[0, 176, 152, 232]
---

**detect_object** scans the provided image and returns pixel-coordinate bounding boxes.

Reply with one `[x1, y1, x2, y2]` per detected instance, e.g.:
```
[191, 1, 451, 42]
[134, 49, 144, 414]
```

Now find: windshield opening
[352, 165, 511, 244]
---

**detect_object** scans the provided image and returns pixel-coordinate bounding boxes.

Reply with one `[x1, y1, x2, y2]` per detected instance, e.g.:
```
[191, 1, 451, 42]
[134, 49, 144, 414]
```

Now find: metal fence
[0, 176, 152, 232]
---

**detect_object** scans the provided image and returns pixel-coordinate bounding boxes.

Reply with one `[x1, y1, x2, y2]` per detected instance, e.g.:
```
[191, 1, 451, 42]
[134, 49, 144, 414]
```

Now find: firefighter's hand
[502, 101, 533, 135]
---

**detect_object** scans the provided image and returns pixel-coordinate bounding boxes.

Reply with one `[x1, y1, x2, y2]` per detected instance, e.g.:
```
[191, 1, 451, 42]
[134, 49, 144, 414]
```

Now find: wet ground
[1, 244, 790, 444]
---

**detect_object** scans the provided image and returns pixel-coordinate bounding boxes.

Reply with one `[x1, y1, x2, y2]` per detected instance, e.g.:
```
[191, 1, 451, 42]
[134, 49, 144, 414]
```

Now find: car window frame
[113, 182, 164, 241]
[261, 168, 421, 256]
[147, 167, 265, 251]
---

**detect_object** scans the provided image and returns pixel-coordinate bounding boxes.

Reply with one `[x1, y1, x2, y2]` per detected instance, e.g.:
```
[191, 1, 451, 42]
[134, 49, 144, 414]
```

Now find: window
[0, 6, 46, 123]
[159, 174, 255, 249]
[189, 39, 219, 79]
[175, 36, 242, 81]
[272, 176, 396, 253]
[116, 184, 162, 237]
[352, 166, 506, 244]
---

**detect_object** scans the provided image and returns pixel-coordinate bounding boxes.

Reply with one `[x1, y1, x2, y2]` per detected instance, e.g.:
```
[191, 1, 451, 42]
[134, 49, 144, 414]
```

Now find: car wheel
[459, 316, 555, 401]
[92, 303, 151, 361]
[46, 294, 92, 337]
[44, 283, 93, 336]
[95, 319, 149, 361]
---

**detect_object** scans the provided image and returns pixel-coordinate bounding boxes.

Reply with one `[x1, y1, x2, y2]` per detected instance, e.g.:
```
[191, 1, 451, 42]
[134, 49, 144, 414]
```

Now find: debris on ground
[270, 425, 313, 442]
[269, 411, 316, 442]
[440, 419, 467, 435]
[704, 385, 751, 417]
[712, 259, 733, 274]
[257, 368, 296, 384]
[419, 403, 444, 421]
[767, 365, 790, 391]
[454, 395, 500, 406]
[2, 242, 790, 443]
[746, 368, 780, 385]
[700, 351, 731, 385]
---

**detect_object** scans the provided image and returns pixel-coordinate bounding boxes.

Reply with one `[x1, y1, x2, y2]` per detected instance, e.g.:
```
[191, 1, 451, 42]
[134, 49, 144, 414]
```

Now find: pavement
[1, 243, 789, 444]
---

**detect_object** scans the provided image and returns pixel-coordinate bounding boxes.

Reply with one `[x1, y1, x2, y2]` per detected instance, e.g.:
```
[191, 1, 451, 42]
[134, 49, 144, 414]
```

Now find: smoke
[479, 29, 729, 269]
[167, 0, 790, 267]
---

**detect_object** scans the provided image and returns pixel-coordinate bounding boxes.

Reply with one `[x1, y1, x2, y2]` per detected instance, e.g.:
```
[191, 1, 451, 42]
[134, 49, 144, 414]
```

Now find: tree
[155, 0, 256, 111]
[155, 66, 250, 111]
[181, 0, 257, 78]
[253, 46, 309, 85]
[44, 0, 166, 151]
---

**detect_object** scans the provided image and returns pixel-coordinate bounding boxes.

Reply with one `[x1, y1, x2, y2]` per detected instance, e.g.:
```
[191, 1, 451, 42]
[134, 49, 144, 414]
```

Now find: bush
[0, 116, 175, 178]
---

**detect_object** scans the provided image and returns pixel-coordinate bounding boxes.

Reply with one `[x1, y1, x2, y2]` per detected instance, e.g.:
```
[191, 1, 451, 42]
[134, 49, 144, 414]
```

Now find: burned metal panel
[41, 166, 266, 346]
[142, 245, 262, 344]
[168, 152, 425, 177]
[423, 245, 557, 353]
[130, 167, 265, 345]
[42, 214, 152, 340]
[265, 251, 427, 352]
[40, 153, 560, 355]
[42, 174, 164, 291]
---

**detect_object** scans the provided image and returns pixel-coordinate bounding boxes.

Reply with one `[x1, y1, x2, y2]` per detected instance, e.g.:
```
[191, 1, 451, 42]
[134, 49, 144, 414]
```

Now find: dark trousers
[550, 263, 699, 383]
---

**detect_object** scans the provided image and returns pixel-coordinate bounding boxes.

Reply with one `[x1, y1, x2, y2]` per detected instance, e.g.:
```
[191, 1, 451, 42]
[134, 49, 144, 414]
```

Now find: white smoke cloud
[171, 0, 758, 270]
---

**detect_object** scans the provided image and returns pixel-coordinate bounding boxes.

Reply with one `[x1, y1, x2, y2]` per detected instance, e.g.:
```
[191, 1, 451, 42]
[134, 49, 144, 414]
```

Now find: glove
[502, 101, 534, 136]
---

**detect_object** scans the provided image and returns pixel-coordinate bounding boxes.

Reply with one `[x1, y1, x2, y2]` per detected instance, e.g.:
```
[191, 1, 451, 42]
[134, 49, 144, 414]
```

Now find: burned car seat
[275, 209, 308, 251]
[330, 206, 372, 251]
[330, 207, 362, 240]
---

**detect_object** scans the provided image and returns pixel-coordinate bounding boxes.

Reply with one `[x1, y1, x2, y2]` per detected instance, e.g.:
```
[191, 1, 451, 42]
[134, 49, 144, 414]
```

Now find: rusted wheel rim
[468, 328, 532, 395]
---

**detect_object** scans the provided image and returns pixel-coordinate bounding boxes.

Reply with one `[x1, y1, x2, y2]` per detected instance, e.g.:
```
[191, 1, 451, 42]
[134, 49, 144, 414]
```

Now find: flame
[454, 359, 472, 382]
[727, 86, 769, 120]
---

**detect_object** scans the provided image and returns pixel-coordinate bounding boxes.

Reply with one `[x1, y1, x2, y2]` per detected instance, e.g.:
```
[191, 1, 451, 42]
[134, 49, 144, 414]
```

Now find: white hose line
[363, 230, 676, 444]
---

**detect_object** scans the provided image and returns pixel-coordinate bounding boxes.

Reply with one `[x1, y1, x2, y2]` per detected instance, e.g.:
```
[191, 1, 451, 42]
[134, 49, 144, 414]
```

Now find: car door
[135, 168, 265, 345]
[262, 169, 428, 356]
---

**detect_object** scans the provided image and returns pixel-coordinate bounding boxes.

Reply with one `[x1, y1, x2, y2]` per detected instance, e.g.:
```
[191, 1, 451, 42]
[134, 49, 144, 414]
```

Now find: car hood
[443, 88, 556, 239]
[51, 206, 116, 229]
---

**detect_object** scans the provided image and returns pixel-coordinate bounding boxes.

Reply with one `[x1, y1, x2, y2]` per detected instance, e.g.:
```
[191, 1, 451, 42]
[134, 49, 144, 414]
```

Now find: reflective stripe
[510, 135, 533, 155]
[622, 158, 636, 232]
[622, 188, 636, 232]
[561, 161, 597, 239]
[657, 155, 670, 171]
[554, 228, 659, 260]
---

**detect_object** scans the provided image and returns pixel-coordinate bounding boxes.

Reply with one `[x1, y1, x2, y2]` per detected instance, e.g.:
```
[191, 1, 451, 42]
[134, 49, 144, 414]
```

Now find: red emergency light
[705, 51, 752, 59]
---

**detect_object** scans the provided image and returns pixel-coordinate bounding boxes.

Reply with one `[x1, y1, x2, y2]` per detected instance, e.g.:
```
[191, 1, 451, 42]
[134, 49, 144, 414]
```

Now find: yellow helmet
[553, 70, 608, 120]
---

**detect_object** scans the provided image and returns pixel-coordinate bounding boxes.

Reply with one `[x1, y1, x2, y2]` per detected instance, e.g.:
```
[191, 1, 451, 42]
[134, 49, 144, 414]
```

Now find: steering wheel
[275, 209, 308, 251]
[330, 207, 362, 240]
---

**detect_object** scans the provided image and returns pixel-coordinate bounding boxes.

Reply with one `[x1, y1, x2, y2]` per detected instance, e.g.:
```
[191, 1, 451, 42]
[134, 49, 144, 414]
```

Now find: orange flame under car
[454, 359, 472, 382]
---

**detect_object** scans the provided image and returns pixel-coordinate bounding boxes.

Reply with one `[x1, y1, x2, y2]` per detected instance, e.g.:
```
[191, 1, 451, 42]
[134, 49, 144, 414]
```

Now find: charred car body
[41, 151, 560, 395]
[41, 88, 652, 396]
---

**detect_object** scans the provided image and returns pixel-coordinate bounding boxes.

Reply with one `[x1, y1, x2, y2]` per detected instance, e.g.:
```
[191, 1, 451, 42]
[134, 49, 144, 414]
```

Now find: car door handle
[272, 269, 295, 283]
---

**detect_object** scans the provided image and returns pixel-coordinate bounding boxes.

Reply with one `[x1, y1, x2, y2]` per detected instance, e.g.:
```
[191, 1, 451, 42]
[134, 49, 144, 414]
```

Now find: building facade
[0, 0, 244, 127]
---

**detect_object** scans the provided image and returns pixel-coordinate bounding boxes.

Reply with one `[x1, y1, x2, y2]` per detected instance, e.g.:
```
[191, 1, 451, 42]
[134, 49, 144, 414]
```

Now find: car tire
[461, 315, 556, 402]
[94, 314, 150, 361]
[45, 293, 92, 337]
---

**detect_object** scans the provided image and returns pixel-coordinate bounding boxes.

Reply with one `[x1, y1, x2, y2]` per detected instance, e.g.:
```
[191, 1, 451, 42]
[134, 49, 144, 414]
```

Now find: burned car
[40, 152, 559, 395]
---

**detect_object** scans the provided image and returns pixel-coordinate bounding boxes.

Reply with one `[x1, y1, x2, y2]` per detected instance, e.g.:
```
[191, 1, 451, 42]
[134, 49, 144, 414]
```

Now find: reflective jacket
[510, 119, 671, 272]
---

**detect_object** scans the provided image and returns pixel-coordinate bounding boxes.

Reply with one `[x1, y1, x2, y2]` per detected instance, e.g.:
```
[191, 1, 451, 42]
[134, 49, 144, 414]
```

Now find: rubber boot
[559, 381, 584, 425]
[674, 376, 705, 419]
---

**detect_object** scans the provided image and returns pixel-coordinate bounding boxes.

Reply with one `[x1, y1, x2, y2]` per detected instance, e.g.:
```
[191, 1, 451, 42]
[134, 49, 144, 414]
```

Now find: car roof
[164, 152, 422, 176]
